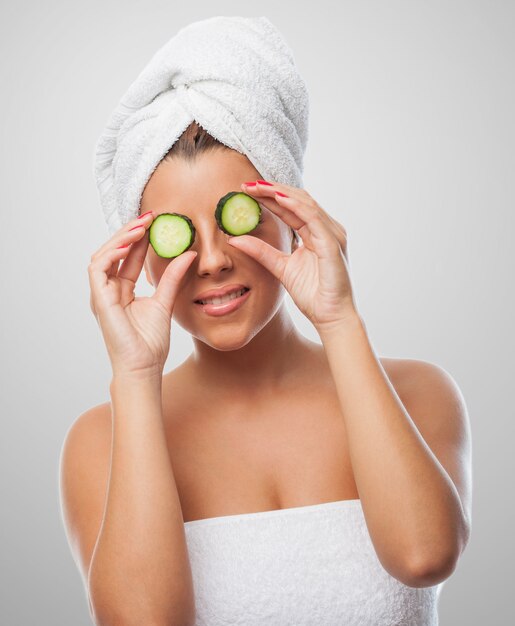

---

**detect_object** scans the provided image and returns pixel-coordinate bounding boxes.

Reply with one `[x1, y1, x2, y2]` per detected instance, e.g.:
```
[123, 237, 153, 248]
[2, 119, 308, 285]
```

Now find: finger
[105, 224, 148, 279]
[91, 211, 154, 262]
[242, 189, 306, 233]
[329, 220, 349, 261]
[242, 183, 324, 243]
[152, 250, 198, 313]
[243, 181, 349, 261]
[242, 180, 305, 202]
[227, 234, 288, 280]
[246, 192, 317, 250]
[276, 195, 341, 259]
[88, 245, 135, 315]
[117, 225, 150, 283]
[103, 216, 153, 279]
[243, 181, 338, 233]
[257, 191, 335, 256]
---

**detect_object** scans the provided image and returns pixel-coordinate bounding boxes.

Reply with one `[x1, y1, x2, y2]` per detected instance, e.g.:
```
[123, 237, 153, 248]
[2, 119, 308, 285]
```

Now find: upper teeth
[199, 288, 247, 305]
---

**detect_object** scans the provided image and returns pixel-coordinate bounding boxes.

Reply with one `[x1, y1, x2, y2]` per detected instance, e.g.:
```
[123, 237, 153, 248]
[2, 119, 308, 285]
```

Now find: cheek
[145, 251, 168, 284]
[272, 216, 292, 250]
[171, 299, 198, 333]
[261, 216, 290, 253]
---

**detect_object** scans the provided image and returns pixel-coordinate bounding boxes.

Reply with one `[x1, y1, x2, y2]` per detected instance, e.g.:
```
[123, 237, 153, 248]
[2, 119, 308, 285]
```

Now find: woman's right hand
[88, 211, 198, 379]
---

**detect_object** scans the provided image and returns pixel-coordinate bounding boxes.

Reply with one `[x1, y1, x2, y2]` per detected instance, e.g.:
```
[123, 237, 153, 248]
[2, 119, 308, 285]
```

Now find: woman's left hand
[227, 180, 360, 333]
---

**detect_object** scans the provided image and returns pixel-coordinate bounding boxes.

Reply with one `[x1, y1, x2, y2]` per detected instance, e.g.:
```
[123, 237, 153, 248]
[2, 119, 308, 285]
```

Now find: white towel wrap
[93, 15, 309, 236]
[184, 499, 445, 625]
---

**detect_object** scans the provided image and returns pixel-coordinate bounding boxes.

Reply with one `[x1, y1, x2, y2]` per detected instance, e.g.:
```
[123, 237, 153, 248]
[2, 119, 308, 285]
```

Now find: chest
[162, 380, 359, 523]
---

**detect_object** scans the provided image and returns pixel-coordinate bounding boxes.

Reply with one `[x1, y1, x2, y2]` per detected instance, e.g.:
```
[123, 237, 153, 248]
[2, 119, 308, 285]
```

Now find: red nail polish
[129, 225, 144, 231]
[257, 180, 273, 186]
[116, 244, 129, 249]
[138, 210, 153, 219]
[275, 192, 288, 197]
[244, 181, 257, 186]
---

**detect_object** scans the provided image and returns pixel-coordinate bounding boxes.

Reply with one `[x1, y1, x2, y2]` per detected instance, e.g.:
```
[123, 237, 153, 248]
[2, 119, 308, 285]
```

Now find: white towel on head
[93, 15, 310, 237]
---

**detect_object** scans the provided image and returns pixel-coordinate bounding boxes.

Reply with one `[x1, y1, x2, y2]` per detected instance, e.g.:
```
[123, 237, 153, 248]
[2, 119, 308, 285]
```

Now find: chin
[194, 325, 259, 351]
[204, 339, 251, 352]
[173, 293, 285, 349]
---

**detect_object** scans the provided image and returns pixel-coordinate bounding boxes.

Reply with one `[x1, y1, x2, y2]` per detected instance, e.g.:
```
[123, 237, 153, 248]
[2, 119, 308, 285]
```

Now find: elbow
[94, 620, 194, 626]
[88, 572, 196, 626]
[401, 517, 472, 588]
[401, 546, 463, 588]
[90, 600, 196, 626]
[92, 615, 195, 626]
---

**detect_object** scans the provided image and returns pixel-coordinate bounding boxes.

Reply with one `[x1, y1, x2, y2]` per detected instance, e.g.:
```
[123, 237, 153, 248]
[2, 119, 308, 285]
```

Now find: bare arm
[74, 203, 199, 624]
[319, 314, 472, 588]
[87, 373, 195, 626]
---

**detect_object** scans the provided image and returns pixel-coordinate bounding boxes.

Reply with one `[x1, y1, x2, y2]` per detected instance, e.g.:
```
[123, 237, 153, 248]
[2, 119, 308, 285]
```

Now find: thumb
[227, 235, 286, 280]
[152, 250, 198, 313]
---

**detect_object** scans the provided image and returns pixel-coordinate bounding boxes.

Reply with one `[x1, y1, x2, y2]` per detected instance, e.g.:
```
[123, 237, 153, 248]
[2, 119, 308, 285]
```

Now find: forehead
[140, 150, 262, 217]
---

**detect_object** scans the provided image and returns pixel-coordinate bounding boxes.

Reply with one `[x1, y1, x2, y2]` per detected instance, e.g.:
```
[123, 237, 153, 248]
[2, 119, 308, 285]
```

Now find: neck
[185, 304, 317, 398]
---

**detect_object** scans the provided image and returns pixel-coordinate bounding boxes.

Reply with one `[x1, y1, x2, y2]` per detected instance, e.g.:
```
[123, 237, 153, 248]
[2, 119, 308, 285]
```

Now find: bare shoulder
[64, 400, 112, 436]
[380, 356, 473, 529]
[378, 356, 471, 443]
[58, 402, 112, 591]
[379, 356, 469, 413]
[60, 401, 112, 468]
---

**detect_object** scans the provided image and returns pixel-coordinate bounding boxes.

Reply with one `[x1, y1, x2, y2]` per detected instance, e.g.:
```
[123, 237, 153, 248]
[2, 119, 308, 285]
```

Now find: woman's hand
[227, 180, 359, 334]
[88, 211, 198, 378]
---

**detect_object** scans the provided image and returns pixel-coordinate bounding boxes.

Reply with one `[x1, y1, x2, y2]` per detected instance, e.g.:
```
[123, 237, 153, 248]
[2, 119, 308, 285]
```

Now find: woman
[59, 17, 472, 626]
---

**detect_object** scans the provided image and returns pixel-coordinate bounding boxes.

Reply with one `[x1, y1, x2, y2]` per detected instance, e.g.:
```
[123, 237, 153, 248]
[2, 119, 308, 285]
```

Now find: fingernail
[116, 244, 130, 249]
[244, 181, 257, 186]
[129, 225, 144, 231]
[138, 210, 153, 219]
[257, 180, 273, 186]
[275, 192, 288, 198]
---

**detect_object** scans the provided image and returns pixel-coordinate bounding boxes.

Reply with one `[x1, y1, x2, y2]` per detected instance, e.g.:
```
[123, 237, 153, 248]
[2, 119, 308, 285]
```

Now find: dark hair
[163, 120, 229, 161]
[163, 121, 299, 244]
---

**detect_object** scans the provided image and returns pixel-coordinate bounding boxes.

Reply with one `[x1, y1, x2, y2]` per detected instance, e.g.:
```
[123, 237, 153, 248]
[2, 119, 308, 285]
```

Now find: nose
[192, 225, 235, 276]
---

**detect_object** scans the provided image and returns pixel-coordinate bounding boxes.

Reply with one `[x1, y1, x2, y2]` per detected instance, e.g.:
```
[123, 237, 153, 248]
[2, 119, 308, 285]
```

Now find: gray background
[1, 0, 512, 624]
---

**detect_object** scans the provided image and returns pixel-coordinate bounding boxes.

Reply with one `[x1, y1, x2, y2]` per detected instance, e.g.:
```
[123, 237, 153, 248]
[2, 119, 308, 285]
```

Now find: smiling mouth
[194, 287, 250, 306]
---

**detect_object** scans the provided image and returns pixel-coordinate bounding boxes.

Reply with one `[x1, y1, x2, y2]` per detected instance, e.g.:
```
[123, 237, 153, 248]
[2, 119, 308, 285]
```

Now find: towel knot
[93, 15, 309, 236]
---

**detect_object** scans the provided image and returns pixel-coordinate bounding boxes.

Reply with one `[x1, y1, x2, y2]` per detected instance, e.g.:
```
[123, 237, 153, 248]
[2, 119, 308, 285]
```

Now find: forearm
[88, 374, 195, 626]
[319, 314, 464, 584]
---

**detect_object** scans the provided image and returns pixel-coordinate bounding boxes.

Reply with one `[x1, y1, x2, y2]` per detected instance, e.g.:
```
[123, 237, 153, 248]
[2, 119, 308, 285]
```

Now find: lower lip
[194, 289, 251, 316]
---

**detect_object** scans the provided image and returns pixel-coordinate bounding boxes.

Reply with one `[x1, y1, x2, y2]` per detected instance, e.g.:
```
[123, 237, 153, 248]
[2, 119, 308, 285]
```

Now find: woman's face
[140, 149, 297, 351]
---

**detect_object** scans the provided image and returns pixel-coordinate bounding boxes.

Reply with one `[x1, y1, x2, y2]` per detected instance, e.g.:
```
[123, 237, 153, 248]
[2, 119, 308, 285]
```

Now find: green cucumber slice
[148, 213, 196, 259]
[215, 192, 262, 236]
